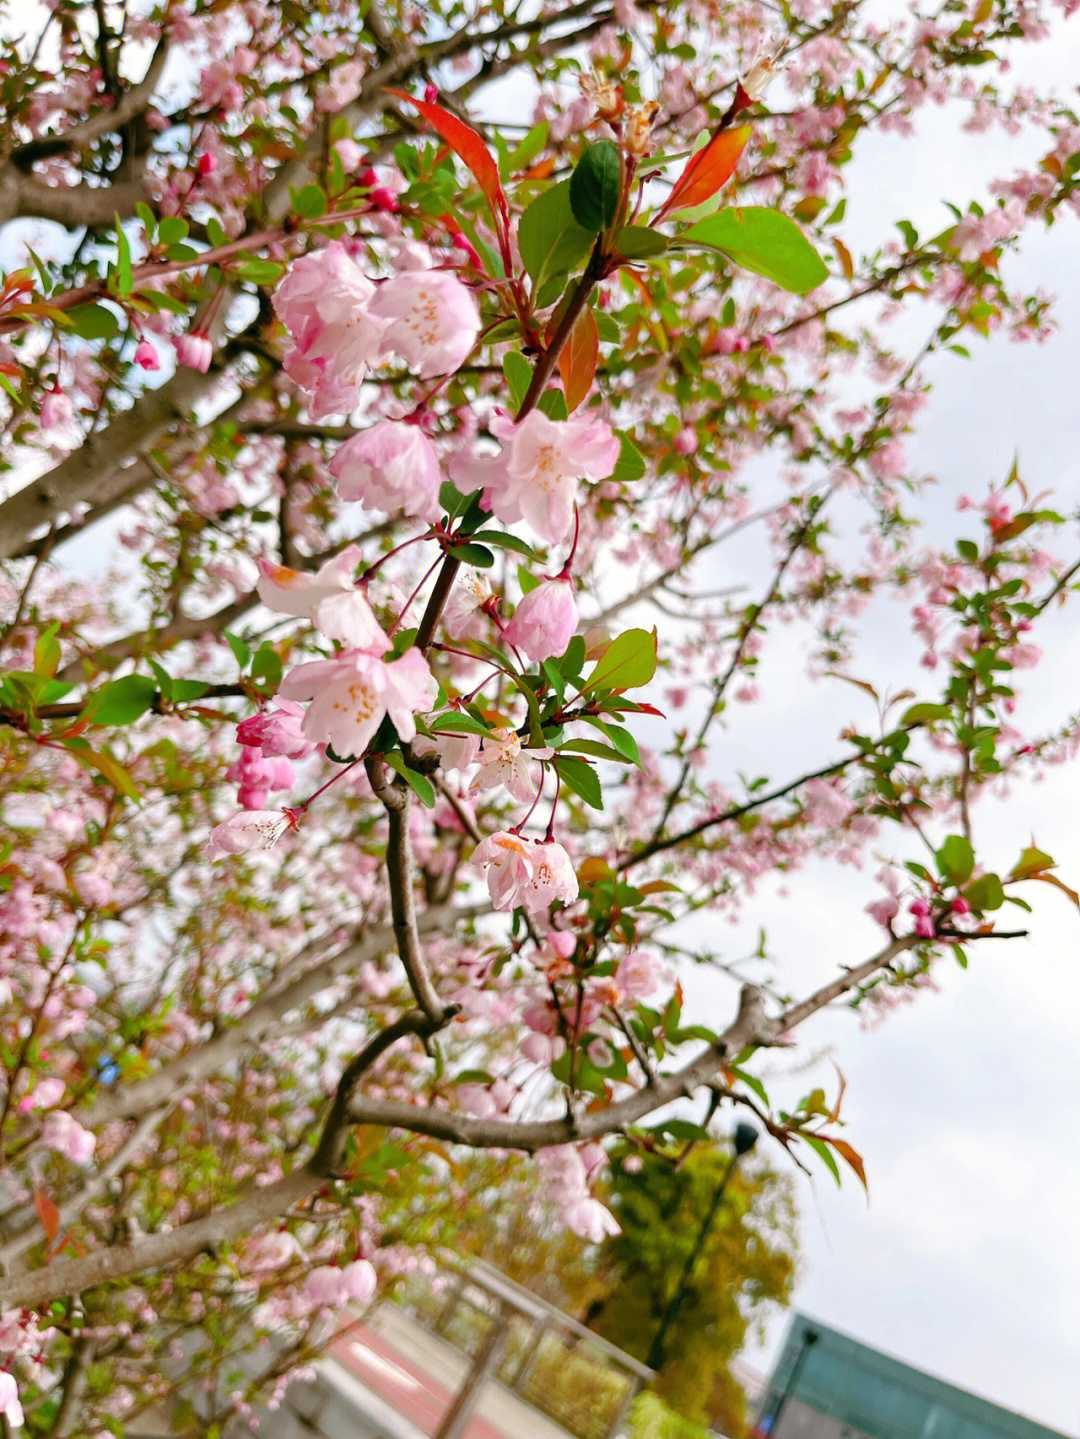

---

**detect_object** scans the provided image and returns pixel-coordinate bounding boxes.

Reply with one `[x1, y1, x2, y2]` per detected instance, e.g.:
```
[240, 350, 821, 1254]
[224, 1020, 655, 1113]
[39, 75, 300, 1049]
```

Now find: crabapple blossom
[330, 420, 442, 523]
[256, 548, 388, 652]
[470, 727, 547, 804]
[443, 570, 494, 636]
[174, 331, 213, 372]
[451, 410, 620, 545]
[279, 647, 436, 756]
[207, 810, 297, 857]
[40, 389, 73, 428]
[236, 700, 315, 758]
[272, 242, 385, 418]
[0, 1374, 22, 1429]
[42, 1111, 96, 1164]
[368, 269, 480, 378]
[472, 833, 577, 913]
[134, 340, 160, 370]
[502, 577, 578, 661]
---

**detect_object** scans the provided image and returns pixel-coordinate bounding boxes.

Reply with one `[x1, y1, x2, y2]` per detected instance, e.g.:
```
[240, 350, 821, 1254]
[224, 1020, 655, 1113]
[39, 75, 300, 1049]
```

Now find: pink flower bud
[503, 578, 578, 663]
[424, 83, 439, 104]
[40, 388, 73, 428]
[357, 166, 378, 187]
[197, 153, 218, 176]
[134, 340, 160, 370]
[369, 186, 399, 213]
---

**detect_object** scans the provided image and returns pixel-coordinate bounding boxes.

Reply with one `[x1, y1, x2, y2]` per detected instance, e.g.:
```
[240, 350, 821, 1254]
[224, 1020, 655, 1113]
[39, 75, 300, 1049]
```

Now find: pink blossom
[565, 1195, 620, 1242]
[279, 647, 436, 756]
[443, 571, 493, 637]
[451, 410, 619, 545]
[472, 831, 536, 910]
[0, 1374, 22, 1429]
[208, 810, 297, 857]
[470, 727, 546, 804]
[237, 700, 315, 759]
[341, 1258, 377, 1304]
[134, 340, 160, 370]
[40, 389, 73, 428]
[330, 421, 442, 523]
[503, 578, 578, 662]
[42, 1110, 96, 1164]
[256, 547, 387, 652]
[304, 1266, 346, 1306]
[197, 152, 218, 176]
[616, 950, 664, 1001]
[526, 841, 579, 911]
[272, 242, 385, 418]
[865, 895, 899, 929]
[368, 270, 480, 378]
[174, 332, 213, 372]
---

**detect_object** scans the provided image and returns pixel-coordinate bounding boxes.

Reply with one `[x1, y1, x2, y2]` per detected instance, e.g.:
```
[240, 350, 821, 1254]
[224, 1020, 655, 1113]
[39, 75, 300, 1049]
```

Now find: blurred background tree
[389, 1135, 798, 1434]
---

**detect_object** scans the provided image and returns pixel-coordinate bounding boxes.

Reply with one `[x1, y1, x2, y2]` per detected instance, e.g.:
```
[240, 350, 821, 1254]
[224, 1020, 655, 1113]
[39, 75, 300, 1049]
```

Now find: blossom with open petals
[280, 647, 436, 757]
[273, 242, 386, 418]
[42, 1111, 96, 1165]
[330, 420, 442, 523]
[256, 547, 388, 652]
[208, 810, 297, 857]
[473, 833, 577, 913]
[0, 1373, 23, 1430]
[469, 727, 546, 804]
[451, 410, 619, 545]
[369, 269, 480, 378]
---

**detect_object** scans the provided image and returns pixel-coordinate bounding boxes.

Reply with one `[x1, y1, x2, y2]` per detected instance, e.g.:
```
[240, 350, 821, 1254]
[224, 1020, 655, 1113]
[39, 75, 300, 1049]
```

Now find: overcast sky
[668, 27, 1080, 1433]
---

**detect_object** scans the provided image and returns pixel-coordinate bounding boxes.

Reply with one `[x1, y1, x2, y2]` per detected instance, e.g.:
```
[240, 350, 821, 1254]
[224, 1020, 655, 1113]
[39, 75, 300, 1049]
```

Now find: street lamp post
[645, 1122, 759, 1373]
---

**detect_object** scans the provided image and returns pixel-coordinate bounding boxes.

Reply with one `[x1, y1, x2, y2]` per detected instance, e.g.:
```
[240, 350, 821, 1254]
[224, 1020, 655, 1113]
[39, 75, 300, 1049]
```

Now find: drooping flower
[279, 647, 436, 757]
[503, 578, 578, 661]
[330, 420, 442, 523]
[134, 340, 160, 370]
[236, 699, 315, 758]
[472, 831, 535, 911]
[564, 1196, 620, 1243]
[174, 331, 213, 372]
[469, 727, 547, 804]
[256, 547, 388, 652]
[208, 810, 297, 857]
[369, 269, 480, 378]
[273, 241, 386, 418]
[472, 833, 577, 913]
[451, 410, 619, 545]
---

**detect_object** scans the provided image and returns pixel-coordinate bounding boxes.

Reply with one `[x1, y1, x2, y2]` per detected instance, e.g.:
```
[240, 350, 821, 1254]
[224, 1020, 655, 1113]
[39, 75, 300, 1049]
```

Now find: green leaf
[559, 738, 633, 765]
[33, 623, 61, 678]
[68, 304, 120, 341]
[480, 530, 540, 560]
[68, 744, 140, 801]
[1008, 846, 1054, 880]
[596, 719, 641, 766]
[964, 873, 1005, 913]
[803, 1134, 842, 1185]
[569, 141, 621, 233]
[612, 432, 646, 483]
[448, 542, 494, 568]
[136, 202, 157, 240]
[224, 632, 251, 671]
[680, 207, 829, 293]
[537, 389, 568, 422]
[428, 711, 492, 736]
[384, 753, 436, 808]
[553, 754, 603, 809]
[517, 181, 594, 293]
[206, 217, 229, 248]
[114, 217, 133, 296]
[80, 675, 158, 727]
[292, 183, 328, 219]
[900, 702, 952, 726]
[615, 225, 667, 260]
[506, 121, 549, 173]
[582, 629, 658, 694]
[251, 644, 283, 693]
[157, 216, 189, 245]
[234, 258, 285, 286]
[503, 351, 532, 411]
[935, 835, 975, 885]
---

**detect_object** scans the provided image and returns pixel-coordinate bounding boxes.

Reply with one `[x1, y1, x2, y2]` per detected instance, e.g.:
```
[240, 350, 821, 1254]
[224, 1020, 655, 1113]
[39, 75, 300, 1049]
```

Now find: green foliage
[680, 208, 829, 293]
[570, 141, 622, 232]
[517, 181, 595, 293]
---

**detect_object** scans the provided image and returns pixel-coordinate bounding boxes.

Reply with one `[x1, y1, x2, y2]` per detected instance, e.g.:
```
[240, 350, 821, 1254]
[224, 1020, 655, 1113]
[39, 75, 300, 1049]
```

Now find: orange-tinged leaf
[656, 124, 751, 222]
[1026, 871, 1080, 910]
[388, 90, 505, 221]
[34, 1190, 61, 1245]
[67, 744, 140, 801]
[558, 306, 599, 413]
[827, 1138, 868, 1192]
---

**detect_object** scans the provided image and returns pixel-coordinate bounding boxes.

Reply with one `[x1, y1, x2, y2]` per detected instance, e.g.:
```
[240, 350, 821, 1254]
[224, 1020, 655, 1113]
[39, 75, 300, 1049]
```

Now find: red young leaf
[656, 124, 752, 222]
[34, 1189, 61, 1246]
[387, 89, 506, 221]
[827, 1138, 868, 1192]
[558, 306, 599, 413]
